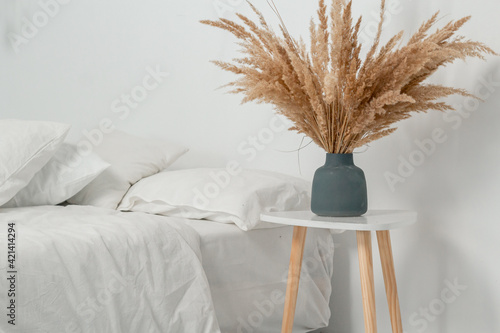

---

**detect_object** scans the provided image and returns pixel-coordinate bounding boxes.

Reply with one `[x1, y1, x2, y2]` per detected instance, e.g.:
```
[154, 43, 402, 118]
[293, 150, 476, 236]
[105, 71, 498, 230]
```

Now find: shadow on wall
[400, 217, 499, 333]
[397, 62, 500, 333]
[329, 232, 355, 333]
[310, 231, 355, 333]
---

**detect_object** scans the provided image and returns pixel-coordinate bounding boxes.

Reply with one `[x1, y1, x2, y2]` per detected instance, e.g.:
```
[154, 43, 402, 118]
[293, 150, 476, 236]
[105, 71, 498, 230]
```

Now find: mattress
[183, 220, 335, 333]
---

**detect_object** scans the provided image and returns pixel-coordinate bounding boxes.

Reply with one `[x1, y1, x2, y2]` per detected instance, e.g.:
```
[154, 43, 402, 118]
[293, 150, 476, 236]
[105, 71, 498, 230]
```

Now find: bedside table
[260, 210, 417, 333]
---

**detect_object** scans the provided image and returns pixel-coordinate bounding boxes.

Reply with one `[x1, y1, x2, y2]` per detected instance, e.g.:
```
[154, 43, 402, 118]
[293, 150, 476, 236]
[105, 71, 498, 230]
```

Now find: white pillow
[0, 119, 70, 206]
[68, 130, 188, 209]
[2, 144, 110, 208]
[118, 168, 311, 231]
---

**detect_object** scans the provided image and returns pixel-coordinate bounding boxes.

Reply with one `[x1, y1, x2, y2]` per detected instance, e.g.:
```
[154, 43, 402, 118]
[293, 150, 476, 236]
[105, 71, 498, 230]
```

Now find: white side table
[260, 210, 417, 333]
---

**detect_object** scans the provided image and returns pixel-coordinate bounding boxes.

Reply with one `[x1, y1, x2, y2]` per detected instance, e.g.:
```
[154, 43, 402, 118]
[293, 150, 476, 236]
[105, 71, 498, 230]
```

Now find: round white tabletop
[260, 210, 417, 231]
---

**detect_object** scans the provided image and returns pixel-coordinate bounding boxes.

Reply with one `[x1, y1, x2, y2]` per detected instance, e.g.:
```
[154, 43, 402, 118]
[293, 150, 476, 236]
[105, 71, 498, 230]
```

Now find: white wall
[1, 0, 499, 332]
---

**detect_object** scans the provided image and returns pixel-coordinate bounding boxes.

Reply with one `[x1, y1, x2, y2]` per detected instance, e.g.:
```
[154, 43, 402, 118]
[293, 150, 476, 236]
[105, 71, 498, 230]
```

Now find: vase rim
[324, 153, 354, 165]
[326, 152, 353, 155]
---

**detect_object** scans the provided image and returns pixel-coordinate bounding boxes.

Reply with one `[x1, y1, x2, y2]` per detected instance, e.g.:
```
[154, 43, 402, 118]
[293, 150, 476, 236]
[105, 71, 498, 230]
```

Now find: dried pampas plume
[201, 0, 497, 153]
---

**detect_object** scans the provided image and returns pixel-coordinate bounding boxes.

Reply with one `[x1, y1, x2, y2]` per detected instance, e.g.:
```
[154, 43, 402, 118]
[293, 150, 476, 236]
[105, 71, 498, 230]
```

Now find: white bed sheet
[0, 205, 333, 333]
[183, 219, 335, 333]
[0, 205, 220, 333]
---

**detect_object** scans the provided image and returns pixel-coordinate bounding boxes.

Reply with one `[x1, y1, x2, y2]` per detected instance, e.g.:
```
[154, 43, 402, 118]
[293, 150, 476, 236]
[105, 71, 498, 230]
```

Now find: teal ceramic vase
[311, 153, 368, 217]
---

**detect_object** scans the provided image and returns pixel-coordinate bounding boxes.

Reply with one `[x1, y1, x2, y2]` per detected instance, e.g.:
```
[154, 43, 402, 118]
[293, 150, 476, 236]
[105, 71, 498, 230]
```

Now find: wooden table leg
[282, 226, 307, 333]
[357, 231, 377, 333]
[377, 230, 403, 333]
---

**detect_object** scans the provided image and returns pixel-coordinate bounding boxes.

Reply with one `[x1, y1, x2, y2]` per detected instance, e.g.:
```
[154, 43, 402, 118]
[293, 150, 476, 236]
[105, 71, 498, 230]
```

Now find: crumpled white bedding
[0, 205, 220, 333]
[183, 219, 334, 333]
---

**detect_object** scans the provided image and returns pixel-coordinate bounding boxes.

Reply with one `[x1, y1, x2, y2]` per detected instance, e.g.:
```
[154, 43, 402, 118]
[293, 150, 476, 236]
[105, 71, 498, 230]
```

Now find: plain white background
[1, 0, 499, 332]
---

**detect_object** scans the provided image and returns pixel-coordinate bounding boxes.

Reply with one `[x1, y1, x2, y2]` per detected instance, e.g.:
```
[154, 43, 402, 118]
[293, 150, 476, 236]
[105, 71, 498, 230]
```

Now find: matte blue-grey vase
[311, 153, 367, 217]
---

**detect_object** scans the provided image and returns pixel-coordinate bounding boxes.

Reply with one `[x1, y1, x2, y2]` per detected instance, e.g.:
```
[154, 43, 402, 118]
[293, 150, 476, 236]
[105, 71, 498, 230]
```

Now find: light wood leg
[357, 231, 377, 333]
[377, 230, 403, 333]
[282, 226, 308, 333]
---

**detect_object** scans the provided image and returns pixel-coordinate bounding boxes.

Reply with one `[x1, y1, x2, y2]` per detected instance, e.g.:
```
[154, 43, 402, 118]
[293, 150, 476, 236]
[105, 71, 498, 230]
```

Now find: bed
[0, 205, 333, 333]
[0, 120, 334, 332]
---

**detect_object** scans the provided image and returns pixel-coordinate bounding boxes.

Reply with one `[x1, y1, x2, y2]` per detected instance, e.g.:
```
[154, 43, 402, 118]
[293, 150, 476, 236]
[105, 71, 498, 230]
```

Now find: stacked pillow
[2, 143, 110, 208]
[0, 120, 109, 208]
[0, 120, 187, 209]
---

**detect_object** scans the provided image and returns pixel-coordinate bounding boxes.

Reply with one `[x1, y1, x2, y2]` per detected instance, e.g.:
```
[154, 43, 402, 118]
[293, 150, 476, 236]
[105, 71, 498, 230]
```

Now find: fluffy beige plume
[201, 0, 497, 153]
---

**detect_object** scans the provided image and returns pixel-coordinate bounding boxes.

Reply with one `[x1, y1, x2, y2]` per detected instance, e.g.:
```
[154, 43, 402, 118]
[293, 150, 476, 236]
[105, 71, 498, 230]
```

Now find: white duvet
[0, 205, 220, 333]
